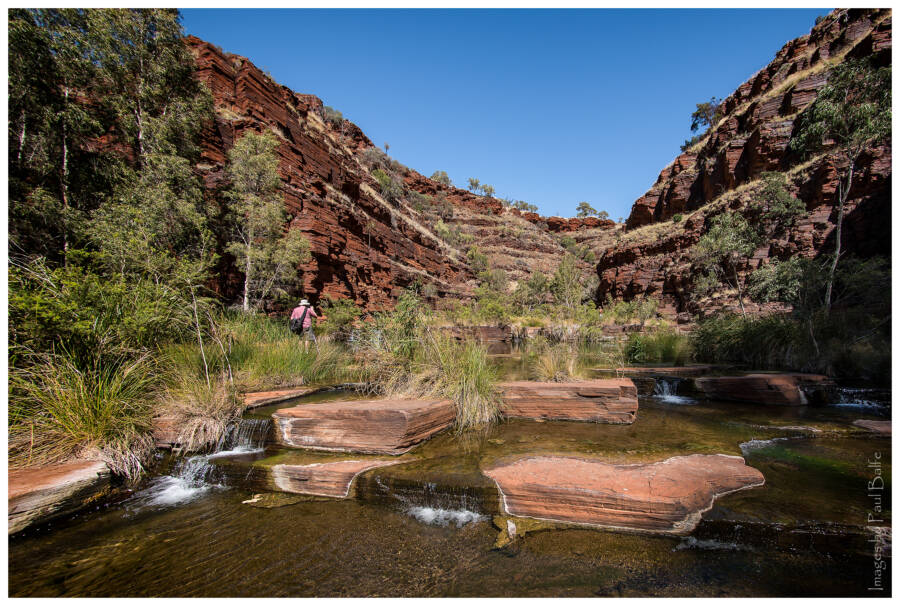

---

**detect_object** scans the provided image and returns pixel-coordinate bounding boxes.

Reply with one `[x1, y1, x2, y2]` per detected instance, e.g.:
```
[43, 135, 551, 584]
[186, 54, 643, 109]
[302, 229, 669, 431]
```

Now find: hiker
[290, 299, 326, 353]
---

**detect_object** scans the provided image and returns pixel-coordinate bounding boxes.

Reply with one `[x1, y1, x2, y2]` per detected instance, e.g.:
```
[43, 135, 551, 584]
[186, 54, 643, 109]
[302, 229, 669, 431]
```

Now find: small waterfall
[130, 418, 271, 510]
[653, 377, 696, 405]
[359, 474, 491, 528]
[211, 418, 272, 457]
[832, 387, 890, 413]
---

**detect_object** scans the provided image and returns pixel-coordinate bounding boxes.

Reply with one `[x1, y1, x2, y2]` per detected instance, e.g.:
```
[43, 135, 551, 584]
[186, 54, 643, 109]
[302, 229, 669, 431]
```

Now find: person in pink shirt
[290, 298, 326, 353]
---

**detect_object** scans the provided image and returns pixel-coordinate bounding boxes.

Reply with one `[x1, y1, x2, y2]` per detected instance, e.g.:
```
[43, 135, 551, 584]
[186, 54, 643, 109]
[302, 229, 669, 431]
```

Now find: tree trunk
[242, 240, 252, 312]
[60, 86, 70, 265]
[824, 158, 854, 315]
[17, 108, 26, 166]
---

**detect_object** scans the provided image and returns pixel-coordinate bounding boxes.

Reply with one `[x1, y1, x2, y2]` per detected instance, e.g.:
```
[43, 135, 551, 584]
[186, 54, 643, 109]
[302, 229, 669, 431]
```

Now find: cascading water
[832, 387, 891, 413]
[129, 418, 272, 510]
[361, 474, 489, 528]
[652, 377, 696, 405]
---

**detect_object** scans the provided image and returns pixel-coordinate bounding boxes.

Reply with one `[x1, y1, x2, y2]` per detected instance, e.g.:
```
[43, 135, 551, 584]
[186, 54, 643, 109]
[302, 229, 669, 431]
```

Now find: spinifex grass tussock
[356, 288, 501, 431]
[160, 371, 241, 453]
[8, 351, 159, 480]
[526, 338, 589, 382]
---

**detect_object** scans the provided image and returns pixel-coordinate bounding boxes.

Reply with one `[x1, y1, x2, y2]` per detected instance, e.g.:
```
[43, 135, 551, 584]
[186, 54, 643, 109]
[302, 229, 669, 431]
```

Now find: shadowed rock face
[694, 373, 834, 406]
[484, 454, 765, 535]
[499, 379, 638, 424]
[272, 399, 455, 454]
[8, 461, 110, 535]
[599, 9, 891, 315]
[269, 459, 401, 498]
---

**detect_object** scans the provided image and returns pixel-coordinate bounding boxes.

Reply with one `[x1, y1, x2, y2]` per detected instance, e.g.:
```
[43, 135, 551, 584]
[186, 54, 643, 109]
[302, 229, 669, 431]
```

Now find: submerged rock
[273, 398, 455, 454]
[270, 459, 401, 498]
[498, 379, 638, 423]
[852, 419, 891, 435]
[484, 454, 765, 535]
[8, 460, 111, 535]
[694, 374, 835, 406]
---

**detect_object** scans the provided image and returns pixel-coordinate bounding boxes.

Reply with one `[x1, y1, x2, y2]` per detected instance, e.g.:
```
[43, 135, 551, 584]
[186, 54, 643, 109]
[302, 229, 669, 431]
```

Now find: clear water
[8, 361, 892, 597]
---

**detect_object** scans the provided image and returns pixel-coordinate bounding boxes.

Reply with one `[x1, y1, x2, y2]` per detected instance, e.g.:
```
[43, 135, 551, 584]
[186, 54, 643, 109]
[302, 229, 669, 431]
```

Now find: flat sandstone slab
[273, 398, 455, 454]
[9, 460, 110, 535]
[498, 379, 638, 423]
[484, 454, 765, 535]
[694, 373, 832, 406]
[270, 459, 400, 498]
[244, 386, 321, 409]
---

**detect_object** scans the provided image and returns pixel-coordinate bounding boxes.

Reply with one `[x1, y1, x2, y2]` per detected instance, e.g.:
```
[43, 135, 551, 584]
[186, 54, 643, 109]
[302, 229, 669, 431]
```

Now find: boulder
[484, 454, 765, 535]
[270, 459, 400, 498]
[498, 379, 638, 424]
[9, 460, 111, 535]
[152, 415, 180, 449]
[273, 398, 455, 454]
[694, 373, 834, 406]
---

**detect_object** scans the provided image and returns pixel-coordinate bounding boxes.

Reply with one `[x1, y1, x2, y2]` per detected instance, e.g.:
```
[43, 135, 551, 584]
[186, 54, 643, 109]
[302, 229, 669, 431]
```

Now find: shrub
[372, 168, 403, 202]
[319, 296, 362, 340]
[466, 246, 489, 272]
[430, 170, 452, 186]
[672, 214, 683, 223]
[323, 105, 343, 125]
[527, 341, 586, 382]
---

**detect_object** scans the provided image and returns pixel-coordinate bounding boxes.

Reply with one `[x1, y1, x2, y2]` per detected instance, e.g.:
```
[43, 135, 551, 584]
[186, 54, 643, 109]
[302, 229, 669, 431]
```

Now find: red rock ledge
[270, 459, 400, 498]
[9, 460, 111, 534]
[694, 373, 833, 406]
[484, 454, 765, 535]
[273, 398, 455, 454]
[498, 379, 638, 423]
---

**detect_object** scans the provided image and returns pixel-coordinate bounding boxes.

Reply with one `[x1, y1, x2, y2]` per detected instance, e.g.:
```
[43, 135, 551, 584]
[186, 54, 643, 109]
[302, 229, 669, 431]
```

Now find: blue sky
[182, 8, 829, 219]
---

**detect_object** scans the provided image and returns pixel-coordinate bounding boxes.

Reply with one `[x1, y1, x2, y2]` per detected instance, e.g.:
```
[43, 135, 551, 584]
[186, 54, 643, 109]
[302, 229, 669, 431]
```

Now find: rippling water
[8, 382, 892, 597]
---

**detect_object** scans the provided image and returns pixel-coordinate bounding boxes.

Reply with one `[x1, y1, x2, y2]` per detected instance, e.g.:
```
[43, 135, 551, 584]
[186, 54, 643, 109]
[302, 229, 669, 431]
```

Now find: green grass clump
[525, 338, 589, 382]
[9, 351, 158, 480]
[625, 328, 693, 365]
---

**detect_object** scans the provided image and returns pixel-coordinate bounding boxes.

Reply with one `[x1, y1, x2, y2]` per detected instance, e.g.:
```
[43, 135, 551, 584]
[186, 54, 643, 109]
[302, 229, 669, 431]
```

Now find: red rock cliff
[188, 37, 475, 310]
[599, 9, 891, 317]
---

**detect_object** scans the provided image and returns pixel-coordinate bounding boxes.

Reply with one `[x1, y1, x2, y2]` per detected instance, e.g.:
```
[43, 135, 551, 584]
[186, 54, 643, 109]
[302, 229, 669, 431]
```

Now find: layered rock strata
[498, 379, 638, 423]
[269, 459, 400, 498]
[243, 386, 322, 409]
[599, 9, 891, 314]
[9, 461, 111, 534]
[272, 398, 455, 454]
[694, 373, 834, 406]
[484, 454, 765, 535]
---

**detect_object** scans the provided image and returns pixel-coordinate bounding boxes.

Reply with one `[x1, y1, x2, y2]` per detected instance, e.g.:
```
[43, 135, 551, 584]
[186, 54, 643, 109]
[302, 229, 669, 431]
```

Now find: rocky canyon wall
[598, 8, 891, 318]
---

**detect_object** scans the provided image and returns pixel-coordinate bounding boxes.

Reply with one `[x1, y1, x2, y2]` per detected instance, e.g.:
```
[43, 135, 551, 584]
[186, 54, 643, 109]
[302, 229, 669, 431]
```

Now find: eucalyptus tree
[789, 57, 891, 313]
[225, 131, 311, 312]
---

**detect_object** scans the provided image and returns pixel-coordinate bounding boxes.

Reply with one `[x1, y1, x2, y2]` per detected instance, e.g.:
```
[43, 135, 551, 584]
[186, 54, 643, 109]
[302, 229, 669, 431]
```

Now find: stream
[8, 361, 892, 597]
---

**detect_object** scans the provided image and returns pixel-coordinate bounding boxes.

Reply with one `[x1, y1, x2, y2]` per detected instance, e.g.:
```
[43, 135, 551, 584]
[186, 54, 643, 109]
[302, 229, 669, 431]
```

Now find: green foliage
[602, 294, 660, 326]
[467, 177, 481, 193]
[790, 57, 891, 162]
[319, 296, 362, 340]
[430, 170, 452, 186]
[575, 201, 598, 218]
[322, 105, 343, 125]
[748, 172, 805, 232]
[550, 254, 585, 311]
[528, 341, 585, 382]
[513, 271, 550, 311]
[466, 246, 489, 273]
[691, 211, 760, 313]
[672, 214, 683, 223]
[680, 133, 704, 152]
[625, 329, 692, 365]
[225, 131, 311, 311]
[511, 200, 539, 213]
[9, 351, 158, 480]
[372, 168, 404, 202]
[690, 96, 723, 133]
